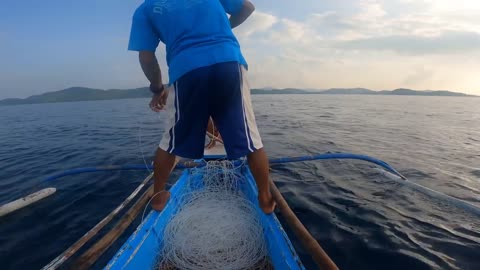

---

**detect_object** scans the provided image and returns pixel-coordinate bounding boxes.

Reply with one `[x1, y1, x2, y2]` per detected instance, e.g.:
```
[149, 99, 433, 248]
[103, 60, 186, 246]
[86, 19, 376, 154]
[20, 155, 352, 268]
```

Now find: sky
[1, 0, 480, 99]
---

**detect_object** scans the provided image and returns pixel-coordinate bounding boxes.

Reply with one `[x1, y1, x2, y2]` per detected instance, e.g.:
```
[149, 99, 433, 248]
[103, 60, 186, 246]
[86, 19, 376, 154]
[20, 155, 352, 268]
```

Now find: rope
[205, 118, 224, 149]
[138, 122, 153, 174]
[41, 161, 205, 183]
[141, 190, 167, 223]
[269, 153, 406, 179]
[38, 153, 480, 217]
[158, 161, 268, 270]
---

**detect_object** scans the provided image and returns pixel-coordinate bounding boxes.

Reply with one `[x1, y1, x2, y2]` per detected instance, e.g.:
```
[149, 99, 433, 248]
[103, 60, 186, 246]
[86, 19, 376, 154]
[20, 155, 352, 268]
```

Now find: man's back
[129, 0, 247, 84]
[129, 0, 275, 215]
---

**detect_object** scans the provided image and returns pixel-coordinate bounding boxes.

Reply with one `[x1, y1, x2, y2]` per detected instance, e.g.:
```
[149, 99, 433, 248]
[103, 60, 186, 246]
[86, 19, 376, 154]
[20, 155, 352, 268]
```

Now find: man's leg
[151, 146, 176, 211]
[210, 62, 275, 214]
[153, 69, 212, 211]
[247, 148, 275, 214]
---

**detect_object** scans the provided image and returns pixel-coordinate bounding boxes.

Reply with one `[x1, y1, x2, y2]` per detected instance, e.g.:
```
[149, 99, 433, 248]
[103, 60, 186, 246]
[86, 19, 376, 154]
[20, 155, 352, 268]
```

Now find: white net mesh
[157, 161, 270, 270]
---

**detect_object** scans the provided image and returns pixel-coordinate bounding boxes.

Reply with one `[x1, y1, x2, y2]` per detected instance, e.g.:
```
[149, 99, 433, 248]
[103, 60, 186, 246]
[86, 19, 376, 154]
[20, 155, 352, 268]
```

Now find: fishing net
[157, 161, 270, 270]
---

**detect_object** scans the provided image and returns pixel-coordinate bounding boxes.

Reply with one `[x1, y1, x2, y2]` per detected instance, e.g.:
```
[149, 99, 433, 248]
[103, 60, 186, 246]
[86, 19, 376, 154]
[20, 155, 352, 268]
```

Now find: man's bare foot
[151, 191, 171, 212]
[258, 191, 276, 214]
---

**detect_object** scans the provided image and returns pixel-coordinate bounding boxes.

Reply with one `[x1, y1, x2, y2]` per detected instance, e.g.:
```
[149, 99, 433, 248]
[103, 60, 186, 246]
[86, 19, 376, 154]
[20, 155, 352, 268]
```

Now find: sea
[0, 95, 479, 270]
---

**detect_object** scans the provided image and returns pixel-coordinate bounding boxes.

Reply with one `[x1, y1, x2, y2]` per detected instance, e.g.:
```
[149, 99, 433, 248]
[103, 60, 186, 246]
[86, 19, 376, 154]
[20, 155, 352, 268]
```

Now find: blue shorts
[159, 62, 263, 159]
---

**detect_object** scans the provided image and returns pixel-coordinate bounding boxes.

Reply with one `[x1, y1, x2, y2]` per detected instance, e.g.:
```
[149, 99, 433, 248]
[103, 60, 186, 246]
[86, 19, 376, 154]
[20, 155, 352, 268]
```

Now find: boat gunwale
[105, 171, 190, 269]
[105, 164, 305, 270]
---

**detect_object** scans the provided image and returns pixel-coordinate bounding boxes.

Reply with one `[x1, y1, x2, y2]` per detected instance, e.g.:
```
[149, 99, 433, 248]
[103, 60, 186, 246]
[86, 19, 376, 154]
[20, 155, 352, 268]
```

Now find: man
[128, 0, 275, 214]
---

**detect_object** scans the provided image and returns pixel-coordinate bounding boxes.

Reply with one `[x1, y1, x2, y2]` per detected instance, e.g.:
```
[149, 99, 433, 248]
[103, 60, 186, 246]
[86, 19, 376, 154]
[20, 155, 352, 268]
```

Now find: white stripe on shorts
[159, 83, 179, 153]
[239, 65, 263, 151]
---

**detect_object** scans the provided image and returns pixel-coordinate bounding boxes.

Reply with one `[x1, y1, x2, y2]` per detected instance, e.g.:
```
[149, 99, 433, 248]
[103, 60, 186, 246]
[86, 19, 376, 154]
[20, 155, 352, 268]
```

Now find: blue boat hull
[105, 165, 305, 270]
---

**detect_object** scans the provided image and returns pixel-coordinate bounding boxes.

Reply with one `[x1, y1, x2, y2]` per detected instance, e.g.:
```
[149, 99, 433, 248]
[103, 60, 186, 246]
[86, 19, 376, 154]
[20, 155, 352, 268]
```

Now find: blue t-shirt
[128, 0, 248, 84]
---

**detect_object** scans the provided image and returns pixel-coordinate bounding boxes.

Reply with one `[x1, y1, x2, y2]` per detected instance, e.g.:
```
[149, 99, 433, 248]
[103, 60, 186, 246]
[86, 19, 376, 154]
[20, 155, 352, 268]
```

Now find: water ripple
[1, 96, 479, 270]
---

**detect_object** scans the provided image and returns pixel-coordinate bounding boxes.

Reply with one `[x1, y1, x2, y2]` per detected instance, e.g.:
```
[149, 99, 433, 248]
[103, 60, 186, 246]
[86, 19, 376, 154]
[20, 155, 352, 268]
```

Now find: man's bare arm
[139, 51, 168, 111]
[139, 51, 163, 87]
[230, 0, 255, 29]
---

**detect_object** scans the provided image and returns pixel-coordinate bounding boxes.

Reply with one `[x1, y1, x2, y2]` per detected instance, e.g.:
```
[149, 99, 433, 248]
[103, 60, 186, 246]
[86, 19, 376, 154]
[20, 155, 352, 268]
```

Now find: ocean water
[0, 95, 479, 270]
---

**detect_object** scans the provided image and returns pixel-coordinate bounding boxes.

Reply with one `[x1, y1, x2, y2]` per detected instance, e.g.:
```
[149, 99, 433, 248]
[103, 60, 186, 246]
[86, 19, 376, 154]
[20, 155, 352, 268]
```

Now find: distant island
[252, 88, 476, 97]
[0, 86, 476, 106]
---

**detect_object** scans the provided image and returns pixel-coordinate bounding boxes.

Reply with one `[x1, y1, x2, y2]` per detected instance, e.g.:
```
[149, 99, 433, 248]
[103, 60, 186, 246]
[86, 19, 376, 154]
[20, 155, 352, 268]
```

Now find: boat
[40, 136, 338, 270]
[39, 142, 479, 270]
[105, 145, 306, 269]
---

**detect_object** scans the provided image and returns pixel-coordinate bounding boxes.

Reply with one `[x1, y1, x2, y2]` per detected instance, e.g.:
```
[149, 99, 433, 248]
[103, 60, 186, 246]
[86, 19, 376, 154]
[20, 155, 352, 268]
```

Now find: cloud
[267, 18, 316, 45]
[234, 0, 480, 94]
[402, 66, 435, 86]
[338, 31, 480, 54]
[304, 0, 480, 40]
[356, 0, 387, 20]
[234, 11, 278, 38]
[2, 0, 480, 98]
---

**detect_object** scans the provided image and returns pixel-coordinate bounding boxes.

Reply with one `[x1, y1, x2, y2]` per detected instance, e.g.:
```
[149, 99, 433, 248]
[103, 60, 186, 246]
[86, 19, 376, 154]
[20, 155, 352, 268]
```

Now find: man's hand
[230, 0, 255, 29]
[149, 90, 168, 112]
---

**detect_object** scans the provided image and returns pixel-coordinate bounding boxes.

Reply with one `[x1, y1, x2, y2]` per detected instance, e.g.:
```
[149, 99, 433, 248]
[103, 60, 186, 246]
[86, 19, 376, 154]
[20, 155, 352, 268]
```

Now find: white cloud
[356, 0, 387, 21]
[338, 31, 480, 54]
[236, 1, 480, 94]
[234, 11, 278, 38]
[427, 0, 480, 12]
[265, 18, 316, 46]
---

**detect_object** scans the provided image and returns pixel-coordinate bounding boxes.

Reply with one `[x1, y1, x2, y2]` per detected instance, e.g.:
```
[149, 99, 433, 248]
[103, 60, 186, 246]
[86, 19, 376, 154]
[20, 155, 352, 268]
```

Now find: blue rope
[41, 153, 405, 183]
[38, 153, 480, 217]
[270, 154, 480, 217]
[41, 165, 152, 183]
[269, 153, 407, 179]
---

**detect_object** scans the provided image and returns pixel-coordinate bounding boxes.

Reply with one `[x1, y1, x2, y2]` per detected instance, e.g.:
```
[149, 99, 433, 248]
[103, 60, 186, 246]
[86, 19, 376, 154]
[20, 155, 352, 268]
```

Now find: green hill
[0, 87, 150, 105]
[0, 87, 475, 106]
